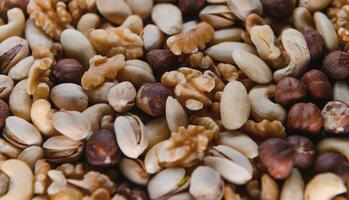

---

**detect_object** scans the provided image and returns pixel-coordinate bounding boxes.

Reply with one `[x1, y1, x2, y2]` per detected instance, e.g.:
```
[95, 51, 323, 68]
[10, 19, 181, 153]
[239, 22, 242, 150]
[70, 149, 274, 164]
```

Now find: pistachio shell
[119, 158, 150, 185]
[166, 96, 188, 132]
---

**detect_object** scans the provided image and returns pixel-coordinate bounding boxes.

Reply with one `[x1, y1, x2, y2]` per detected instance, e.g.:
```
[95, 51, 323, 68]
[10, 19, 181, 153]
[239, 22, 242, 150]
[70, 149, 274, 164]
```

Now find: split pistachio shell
[52, 111, 92, 141]
[280, 169, 304, 200]
[147, 168, 189, 200]
[199, 5, 235, 29]
[151, 3, 183, 35]
[220, 80, 250, 130]
[217, 131, 258, 159]
[189, 166, 224, 200]
[144, 141, 165, 174]
[107, 81, 136, 113]
[0, 36, 29, 74]
[3, 116, 42, 148]
[145, 118, 170, 151]
[50, 83, 88, 112]
[0, 75, 14, 99]
[166, 96, 188, 132]
[119, 158, 150, 186]
[204, 145, 253, 185]
[114, 114, 148, 158]
[8, 56, 34, 81]
[206, 42, 256, 64]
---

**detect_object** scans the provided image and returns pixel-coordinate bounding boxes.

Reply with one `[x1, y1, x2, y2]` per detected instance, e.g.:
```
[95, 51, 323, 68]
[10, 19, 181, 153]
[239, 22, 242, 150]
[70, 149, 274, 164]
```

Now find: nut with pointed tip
[54, 59, 84, 84]
[275, 77, 306, 108]
[301, 69, 332, 101]
[287, 103, 323, 134]
[261, 0, 296, 19]
[323, 51, 349, 80]
[302, 29, 325, 65]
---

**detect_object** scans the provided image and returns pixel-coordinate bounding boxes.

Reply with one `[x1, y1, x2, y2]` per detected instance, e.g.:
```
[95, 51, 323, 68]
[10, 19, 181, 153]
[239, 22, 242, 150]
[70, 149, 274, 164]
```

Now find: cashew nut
[31, 99, 58, 137]
[0, 8, 25, 42]
[304, 173, 346, 200]
[0, 159, 34, 200]
[9, 79, 32, 121]
[82, 103, 115, 134]
[248, 85, 286, 122]
[77, 13, 101, 37]
[280, 169, 304, 200]
[317, 138, 349, 161]
[273, 28, 310, 82]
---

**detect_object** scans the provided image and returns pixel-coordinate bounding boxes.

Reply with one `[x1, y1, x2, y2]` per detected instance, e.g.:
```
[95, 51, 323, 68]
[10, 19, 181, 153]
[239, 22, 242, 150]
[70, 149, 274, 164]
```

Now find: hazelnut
[287, 103, 323, 134]
[178, 0, 205, 16]
[323, 51, 349, 80]
[259, 138, 295, 179]
[301, 69, 332, 101]
[321, 101, 349, 134]
[0, 99, 10, 129]
[115, 183, 149, 200]
[315, 152, 349, 183]
[0, 0, 28, 20]
[260, 0, 296, 19]
[54, 59, 85, 84]
[146, 49, 178, 78]
[136, 83, 173, 117]
[85, 129, 121, 167]
[275, 77, 306, 108]
[287, 135, 315, 169]
[302, 29, 326, 66]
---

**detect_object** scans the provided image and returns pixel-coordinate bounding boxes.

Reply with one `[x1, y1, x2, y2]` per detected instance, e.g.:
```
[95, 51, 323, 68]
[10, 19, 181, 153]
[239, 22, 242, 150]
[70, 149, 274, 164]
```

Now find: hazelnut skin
[146, 49, 178, 78]
[178, 0, 205, 16]
[275, 77, 306, 108]
[323, 51, 349, 80]
[0, 99, 10, 129]
[287, 103, 323, 134]
[54, 59, 85, 84]
[287, 135, 315, 169]
[301, 69, 332, 101]
[85, 129, 121, 167]
[136, 83, 173, 117]
[116, 183, 149, 200]
[302, 29, 326, 66]
[259, 138, 295, 179]
[315, 152, 349, 183]
[260, 0, 296, 19]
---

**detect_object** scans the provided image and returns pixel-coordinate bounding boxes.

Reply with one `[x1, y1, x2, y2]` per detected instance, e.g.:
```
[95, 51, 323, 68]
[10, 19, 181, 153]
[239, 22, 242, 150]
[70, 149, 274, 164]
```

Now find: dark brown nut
[0, 99, 10, 129]
[54, 59, 85, 84]
[301, 69, 332, 101]
[260, 0, 296, 19]
[287, 103, 323, 134]
[302, 29, 326, 66]
[323, 51, 349, 80]
[315, 152, 349, 183]
[275, 77, 306, 108]
[146, 49, 178, 78]
[321, 101, 349, 134]
[85, 129, 121, 167]
[178, 0, 205, 16]
[136, 83, 173, 117]
[259, 138, 295, 179]
[0, 0, 28, 20]
[115, 183, 149, 200]
[287, 135, 315, 169]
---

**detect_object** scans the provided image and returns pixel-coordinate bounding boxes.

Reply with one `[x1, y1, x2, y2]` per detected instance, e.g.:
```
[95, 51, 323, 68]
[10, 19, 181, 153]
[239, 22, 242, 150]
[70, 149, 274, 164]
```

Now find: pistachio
[119, 158, 150, 186]
[145, 118, 170, 151]
[165, 96, 188, 132]
[0, 36, 29, 74]
[7, 56, 33, 81]
[50, 83, 88, 112]
[107, 81, 136, 113]
[199, 5, 235, 29]
[96, 0, 131, 24]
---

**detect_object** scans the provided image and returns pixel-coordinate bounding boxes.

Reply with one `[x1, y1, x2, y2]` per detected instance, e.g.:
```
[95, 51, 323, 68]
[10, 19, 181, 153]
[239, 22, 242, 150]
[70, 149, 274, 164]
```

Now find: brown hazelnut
[260, 0, 296, 19]
[259, 138, 295, 179]
[275, 77, 306, 107]
[321, 101, 349, 134]
[0, 0, 28, 20]
[302, 29, 326, 66]
[301, 69, 332, 101]
[287, 135, 315, 169]
[0, 99, 10, 129]
[115, 183, 149, 200]
[315, 152, 347, 174]
[323, 51, 349, 80]
[178, 0, 205, 16]
[85, 129, 121, 167]
[146, 49, 178, 78]
[54, 59, 85, 84]
[136, 83, 173, 117]
[287, 103, 323, 134]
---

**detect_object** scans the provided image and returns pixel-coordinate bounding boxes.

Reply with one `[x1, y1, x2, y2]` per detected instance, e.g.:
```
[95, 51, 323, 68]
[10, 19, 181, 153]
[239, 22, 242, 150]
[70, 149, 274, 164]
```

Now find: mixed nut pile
[0, 0, 349, 199]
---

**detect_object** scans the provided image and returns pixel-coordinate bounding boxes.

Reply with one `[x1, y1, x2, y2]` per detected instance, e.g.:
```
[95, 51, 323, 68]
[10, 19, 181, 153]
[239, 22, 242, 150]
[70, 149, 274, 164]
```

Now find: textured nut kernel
[242, 120, 286, 141]
[96, 0, 131, 24]
[107, 81, 136, 113]
[261, 0, 296, 19]
[50, 83, 88, 112]
[275, 77, 306, 108]
[151, 4, 183, 35]
[86, 129, 121, 167]
[301, 69, 332, 101]
[302, 29, 326, 65]
[199, 5, 235, 29]
[146, 49, 177, 78]
[136, 83, 173, 117]
[321, 101, 349, 134]
[54, 59, 84, 84]
[323, 51, 349, 80]
[287, 103, 323, 134]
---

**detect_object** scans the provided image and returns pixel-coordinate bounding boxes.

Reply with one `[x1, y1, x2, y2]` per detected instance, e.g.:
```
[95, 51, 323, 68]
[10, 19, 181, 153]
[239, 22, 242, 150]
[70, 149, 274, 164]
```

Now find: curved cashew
[304, 173, 346, 200]
[31, 99, 58, 137]
[77, 13, 101, 37]
[9, 79, 32, 121]
[82, 103, 115, 134]
[273, 28, 310, 82]
[248, 85, 286, 122]
[0, 8, 25, 42]
[317, 138, 349, 161]
[280, 169, 304, 200]
[0, 159, 34, 200]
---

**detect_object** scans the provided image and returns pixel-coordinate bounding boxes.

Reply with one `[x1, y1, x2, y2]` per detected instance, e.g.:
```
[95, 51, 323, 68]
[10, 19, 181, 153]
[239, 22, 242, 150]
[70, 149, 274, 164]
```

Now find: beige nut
[77, 13, 101, 37]
[17, 146, 45, 169]
[227, 0, 263, 21]
[142, 24, 164, 51]
[0, 8, 25, 42]
[31, 99, 58, 137]
[121, 15, 144, 35]
[151, 3, 183, 35]
[86, 81, 117, 104]
[119, 158, 150, 186]
[280, 169, 304, 200]
[82, 103, 115, 133]
[0, 138, 20, 158]
[9, 79, 32, 121]
[126, 0, 153, 20]
[25, 19, 53, 50]
[299, 0, 331, 12]
[199, 5, 235, 29]
[292, 7, 315, 32]
[317, 138, 349, 161]
[248, 85, 286, 122]
[145, 117, 171, 151]
[107, 81, 136, 113]
[205, 42, 256, 64]
[165, 96, 188, 132]
[261, 174, 279, 200]
[50, 83, 88, 112]
[220, 80, 250, 130]
[211, 28, 243, 44]
[96, 0, 131, 24]
[0, 36, 29, 74]
[334, 81, 349, 105]
[8, 56, 34, 81]
[314, 12, 339, 51]
[0, 159, 34, 200]
[0, 75, 14, 99]
[118, 59, 155, 88]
